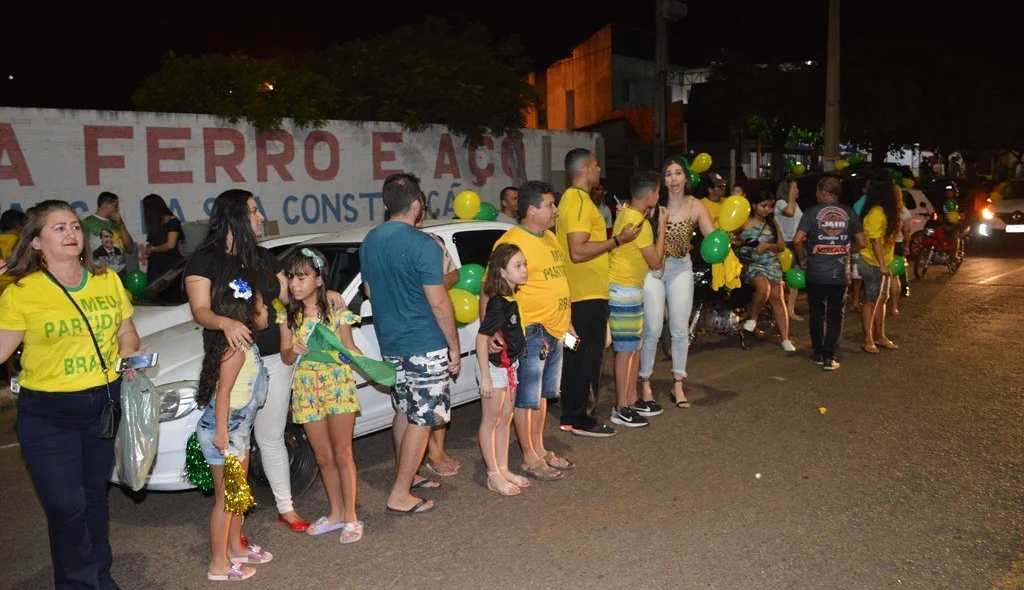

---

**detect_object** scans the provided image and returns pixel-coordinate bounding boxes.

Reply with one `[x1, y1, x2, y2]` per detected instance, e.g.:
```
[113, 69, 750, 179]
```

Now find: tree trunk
[871, 144, 888, 165]
[772, 136, 786, 180]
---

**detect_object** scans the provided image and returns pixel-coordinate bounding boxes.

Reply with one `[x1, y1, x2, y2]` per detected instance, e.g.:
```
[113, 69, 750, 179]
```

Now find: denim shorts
[855, 257, 885, 301]
[515, 324, 563, 410]
[386, 348, 451, 426]
[196, 393, 262, 466]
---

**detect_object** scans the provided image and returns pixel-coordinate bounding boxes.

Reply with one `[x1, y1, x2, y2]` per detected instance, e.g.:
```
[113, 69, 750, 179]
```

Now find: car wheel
[249, 422, 320, 498]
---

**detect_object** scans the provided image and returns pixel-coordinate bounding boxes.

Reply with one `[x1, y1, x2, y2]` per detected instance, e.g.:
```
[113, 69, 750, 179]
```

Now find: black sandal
[670, 378, 690, 408]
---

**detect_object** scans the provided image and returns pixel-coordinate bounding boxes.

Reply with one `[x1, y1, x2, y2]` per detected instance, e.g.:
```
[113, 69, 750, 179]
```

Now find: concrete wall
[0, 108, 599, 238]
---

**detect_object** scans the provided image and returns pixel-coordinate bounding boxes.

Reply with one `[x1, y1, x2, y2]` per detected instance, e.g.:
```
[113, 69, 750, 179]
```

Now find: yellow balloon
[691, 152, 713, 174]
[719, 195, 751, 232]
[946, 211, 960, 223]
[902, 178, 914, 188]
[793, 164, 806, 176]
[453, 190, 481, 220]
[449, 288, 479, 324]
[779, 247, 793, 273]
[835, 159, 849, 172]
[990, 190, 1003, 203]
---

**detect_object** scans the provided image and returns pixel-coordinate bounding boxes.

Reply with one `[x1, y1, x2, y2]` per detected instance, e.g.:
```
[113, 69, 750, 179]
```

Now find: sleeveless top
[664, 200, 696, 258]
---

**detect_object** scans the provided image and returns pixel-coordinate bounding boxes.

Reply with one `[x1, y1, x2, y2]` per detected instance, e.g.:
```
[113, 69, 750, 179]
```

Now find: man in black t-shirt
[793, 177, 865, 371]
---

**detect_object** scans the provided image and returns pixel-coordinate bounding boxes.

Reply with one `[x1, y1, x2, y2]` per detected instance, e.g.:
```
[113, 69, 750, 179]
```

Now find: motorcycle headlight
[924, 227, 936, 236]
[981, 207, 994, 220]
[157, 381, 199, 423]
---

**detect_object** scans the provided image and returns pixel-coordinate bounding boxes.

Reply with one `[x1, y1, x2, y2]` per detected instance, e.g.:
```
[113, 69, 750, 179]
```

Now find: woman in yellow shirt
[854, 174, 901, 353]
[0, 200, 141, 590]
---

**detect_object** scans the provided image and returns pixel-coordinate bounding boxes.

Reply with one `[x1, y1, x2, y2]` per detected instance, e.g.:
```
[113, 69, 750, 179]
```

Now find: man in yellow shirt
[608, 171, 667, 428]
[555, 148, 640, 437]
[701, 172, 727, 227]
[491, 180, 575, 479]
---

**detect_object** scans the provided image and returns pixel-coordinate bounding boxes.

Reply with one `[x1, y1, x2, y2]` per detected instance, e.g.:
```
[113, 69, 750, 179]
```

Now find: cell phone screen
[117, 353, 158, 372]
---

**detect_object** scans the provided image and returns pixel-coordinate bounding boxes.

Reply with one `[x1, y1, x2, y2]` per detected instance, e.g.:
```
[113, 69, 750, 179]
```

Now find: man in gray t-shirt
[793, 177, 865, 370]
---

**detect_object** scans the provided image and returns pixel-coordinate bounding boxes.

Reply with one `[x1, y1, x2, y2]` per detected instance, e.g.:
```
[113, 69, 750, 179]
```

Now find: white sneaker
[781, 340, 797, 352]
[742, 319, 756, 333]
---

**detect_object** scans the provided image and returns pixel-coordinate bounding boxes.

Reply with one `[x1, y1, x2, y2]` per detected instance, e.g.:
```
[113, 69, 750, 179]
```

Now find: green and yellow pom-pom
[223, 454, 256, 515]
[184, 432, 214, 493]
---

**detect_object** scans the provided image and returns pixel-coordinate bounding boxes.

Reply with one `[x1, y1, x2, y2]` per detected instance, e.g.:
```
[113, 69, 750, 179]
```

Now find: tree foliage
[132, 19, 537, 147]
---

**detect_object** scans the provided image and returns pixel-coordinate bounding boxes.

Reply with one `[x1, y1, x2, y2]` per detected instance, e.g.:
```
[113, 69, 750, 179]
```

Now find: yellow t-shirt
[229, 346, 261, 409]
[608, 206, 655, 288]
[555, 187, 609, 302]
[0, 233, 17, 292]
[494, 226, 571, 338]
[0, 269, 133, 392]
[702, 198, 722, 228]
[861, 206, 895, 267]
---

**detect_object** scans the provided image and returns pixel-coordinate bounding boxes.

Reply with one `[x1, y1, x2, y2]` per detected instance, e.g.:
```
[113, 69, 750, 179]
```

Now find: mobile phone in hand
[115, 352, 159, 373]
[562, 333, 580, 351]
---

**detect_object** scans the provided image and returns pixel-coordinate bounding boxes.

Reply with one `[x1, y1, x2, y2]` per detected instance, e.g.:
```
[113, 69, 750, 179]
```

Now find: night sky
[2, 0, 1018, 110]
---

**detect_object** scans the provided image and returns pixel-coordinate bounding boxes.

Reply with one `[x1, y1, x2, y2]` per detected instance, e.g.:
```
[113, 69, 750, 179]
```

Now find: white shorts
[477, 361, 518, 390]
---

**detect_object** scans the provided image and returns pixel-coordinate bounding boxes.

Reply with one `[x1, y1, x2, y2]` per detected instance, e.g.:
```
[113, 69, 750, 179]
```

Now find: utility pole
[654, 0, 668, 167]
[654, 0, 686, 166]
[823, 0, 841, 171]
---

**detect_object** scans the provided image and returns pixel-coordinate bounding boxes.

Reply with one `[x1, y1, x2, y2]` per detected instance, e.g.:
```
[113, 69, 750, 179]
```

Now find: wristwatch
[612, 236, 620, 247]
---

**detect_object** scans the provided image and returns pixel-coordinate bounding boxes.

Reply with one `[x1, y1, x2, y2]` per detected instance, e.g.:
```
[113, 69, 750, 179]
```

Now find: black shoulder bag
[44, 270, 121, 439]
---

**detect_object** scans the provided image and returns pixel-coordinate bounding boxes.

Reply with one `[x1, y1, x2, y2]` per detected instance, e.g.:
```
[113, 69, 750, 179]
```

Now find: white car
[121, 220, 511, 492]
[978, 180, 1024, 238]
[900, 188, 936, 236]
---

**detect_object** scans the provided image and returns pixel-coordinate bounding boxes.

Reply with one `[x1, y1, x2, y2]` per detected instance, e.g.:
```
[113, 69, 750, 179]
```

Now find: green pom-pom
[184, 432, 214, 493]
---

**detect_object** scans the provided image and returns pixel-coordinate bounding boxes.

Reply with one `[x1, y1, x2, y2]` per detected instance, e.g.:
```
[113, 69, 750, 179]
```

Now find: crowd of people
[0, 148, 914, 587]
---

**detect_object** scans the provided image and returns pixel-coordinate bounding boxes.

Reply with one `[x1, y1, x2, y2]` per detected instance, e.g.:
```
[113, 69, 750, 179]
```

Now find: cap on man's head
[708, 172, 727, 187]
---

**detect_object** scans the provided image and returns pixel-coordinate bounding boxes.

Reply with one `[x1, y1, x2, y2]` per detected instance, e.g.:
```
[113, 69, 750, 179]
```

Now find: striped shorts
[609, 283, 644, 353]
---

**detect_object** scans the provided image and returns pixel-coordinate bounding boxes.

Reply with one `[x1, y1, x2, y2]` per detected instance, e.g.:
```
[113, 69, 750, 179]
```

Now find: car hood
[991, 199, 1024, 213]
[141, 319, 205, 386]
[133, 304, 194, 339]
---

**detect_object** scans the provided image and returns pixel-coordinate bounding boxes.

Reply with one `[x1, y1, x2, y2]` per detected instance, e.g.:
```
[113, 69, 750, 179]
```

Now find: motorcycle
[660, 254, 776, 355]
[907, 212, 969, 279]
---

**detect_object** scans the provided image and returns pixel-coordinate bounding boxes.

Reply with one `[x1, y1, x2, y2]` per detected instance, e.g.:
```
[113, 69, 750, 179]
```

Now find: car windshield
[132, 241, 356, 306]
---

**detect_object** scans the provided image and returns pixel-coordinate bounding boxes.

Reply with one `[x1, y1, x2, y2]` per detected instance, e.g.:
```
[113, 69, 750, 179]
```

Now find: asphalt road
[1, 244, 1022, 589]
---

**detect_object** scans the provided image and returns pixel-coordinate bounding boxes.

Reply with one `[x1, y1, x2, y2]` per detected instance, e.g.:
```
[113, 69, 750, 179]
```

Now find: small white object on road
[755, 473, 762, 479]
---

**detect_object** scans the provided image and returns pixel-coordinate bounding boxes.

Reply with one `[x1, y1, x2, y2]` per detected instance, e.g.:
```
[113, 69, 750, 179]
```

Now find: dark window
[622, 79, 631, 103]
[452, 230, 506, 268]
[902, 191, 916, 211]
[313, 244, 362, 295]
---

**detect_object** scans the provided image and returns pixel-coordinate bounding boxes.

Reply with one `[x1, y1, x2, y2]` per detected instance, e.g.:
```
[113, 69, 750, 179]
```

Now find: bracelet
[612, 236, 620, 247]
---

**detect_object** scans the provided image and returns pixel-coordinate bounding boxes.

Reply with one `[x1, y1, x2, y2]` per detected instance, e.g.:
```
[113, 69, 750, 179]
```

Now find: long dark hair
[192, 189, 271, 296]
[197, 277, 262, 408]
[142, 194, 176, 240]
[861, 173, 901, 242]
[7, 200, 104, 284]
[282, 247, 331, 331]
[752, 189, 779, 242]
[482, 243, 521, 299]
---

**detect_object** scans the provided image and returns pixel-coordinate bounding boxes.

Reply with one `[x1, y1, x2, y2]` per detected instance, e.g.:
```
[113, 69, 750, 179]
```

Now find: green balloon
[688, 169, 701, 188]
[700, 229, 731, 264]
[848, 152, 863, 166]
[125, 270, 148, 296]
[454, 263, 485, 295]
[889, 255, 906, 277]
[943, 199, 957, 212]
[677, 156, 692, 171]
[887, 168, 902, 181]
[784, 267, 806, 289]
[475, 202, 498, 221]
[1002, 184, 1013, 197]
[784, 157, 797, 171]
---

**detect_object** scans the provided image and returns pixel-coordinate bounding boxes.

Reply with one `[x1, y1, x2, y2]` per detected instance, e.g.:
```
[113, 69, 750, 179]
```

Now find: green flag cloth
[302, 322, 397, 387]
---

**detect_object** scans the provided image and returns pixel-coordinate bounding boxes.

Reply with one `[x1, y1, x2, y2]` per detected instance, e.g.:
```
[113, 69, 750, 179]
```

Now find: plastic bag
[115, 373, 159, 491]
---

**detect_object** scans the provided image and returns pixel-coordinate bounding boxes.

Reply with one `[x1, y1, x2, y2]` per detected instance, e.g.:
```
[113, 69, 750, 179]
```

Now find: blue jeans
[515, 324, 563, 410]
[640, 255, 694, 379]
[16, 382, 122, 590]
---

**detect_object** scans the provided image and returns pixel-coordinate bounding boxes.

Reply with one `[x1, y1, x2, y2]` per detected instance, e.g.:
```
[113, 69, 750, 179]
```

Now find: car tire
[249, 422, 320, 498]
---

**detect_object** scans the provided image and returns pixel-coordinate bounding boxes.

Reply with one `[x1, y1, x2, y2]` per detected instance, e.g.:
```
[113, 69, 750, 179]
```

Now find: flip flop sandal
[874, 339, 899, 350]
[207, 563, 255, 581]
[411, 478, 441, 490]
[307, 517, 346, 536]
[386, 498, 436, 516]
[861, 345, 879, 354]
[545, 451, 575, 471]
[228, 545, 273, 564]
[339, 521, 364, 544]
[423, 460, 458, 477]
[522, 459, 564, 481]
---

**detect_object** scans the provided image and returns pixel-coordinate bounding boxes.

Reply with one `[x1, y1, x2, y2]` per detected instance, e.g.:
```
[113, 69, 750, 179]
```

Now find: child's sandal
[339, 521, 364, 545]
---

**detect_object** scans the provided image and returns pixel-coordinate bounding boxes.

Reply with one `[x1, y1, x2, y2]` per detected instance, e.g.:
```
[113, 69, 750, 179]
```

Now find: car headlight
[981, 207, 994, 220]
[158, 381, 199, 423]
